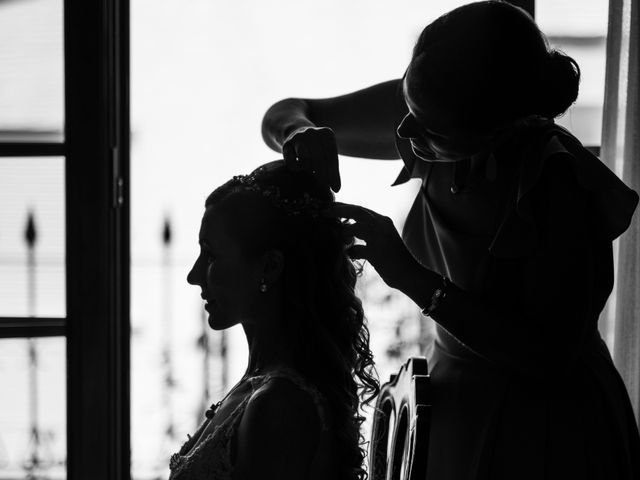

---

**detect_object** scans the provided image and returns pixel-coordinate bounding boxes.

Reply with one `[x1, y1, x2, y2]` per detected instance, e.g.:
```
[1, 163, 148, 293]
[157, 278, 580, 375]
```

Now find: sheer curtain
[601, 0, 640, 424]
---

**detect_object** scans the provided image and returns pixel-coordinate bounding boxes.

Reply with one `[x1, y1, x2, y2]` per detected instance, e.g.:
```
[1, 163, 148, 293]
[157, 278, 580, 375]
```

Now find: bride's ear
[261, 249, 285, 285]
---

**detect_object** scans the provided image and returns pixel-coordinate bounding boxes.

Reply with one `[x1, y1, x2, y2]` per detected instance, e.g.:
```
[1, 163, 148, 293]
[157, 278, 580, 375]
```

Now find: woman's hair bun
[538, 49, 581, 119]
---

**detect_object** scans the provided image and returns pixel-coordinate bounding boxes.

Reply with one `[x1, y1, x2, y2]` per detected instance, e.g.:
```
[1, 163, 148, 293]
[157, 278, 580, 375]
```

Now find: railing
[0, 211, 65, 480]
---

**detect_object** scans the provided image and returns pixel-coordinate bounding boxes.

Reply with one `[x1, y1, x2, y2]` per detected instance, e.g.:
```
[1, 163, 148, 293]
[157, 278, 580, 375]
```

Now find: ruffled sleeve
[489, 124, 639, 258]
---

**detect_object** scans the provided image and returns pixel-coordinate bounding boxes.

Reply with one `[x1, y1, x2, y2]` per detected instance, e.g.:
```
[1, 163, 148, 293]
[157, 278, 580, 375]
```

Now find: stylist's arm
[262, 80, 405, 193]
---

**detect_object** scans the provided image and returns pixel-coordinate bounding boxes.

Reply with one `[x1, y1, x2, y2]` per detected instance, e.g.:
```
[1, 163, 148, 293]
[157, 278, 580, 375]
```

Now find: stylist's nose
[397, 114, 418, 139]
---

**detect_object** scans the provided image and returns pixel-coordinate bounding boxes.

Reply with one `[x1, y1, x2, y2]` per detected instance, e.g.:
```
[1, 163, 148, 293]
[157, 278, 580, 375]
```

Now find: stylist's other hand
[282, 126, 341, 192]
[324, 202, 418, 291]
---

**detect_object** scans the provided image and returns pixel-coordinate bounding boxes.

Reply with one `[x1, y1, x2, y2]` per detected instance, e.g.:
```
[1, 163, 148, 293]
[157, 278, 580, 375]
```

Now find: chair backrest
[369, 356, 430, 480]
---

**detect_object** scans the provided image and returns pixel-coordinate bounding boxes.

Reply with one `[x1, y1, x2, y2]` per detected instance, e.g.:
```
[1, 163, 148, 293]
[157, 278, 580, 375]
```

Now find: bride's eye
[200, 248, 215, 264]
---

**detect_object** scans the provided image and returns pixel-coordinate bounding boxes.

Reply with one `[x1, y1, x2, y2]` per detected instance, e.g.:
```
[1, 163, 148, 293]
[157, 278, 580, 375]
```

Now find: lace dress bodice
[168, 369, 329, 480]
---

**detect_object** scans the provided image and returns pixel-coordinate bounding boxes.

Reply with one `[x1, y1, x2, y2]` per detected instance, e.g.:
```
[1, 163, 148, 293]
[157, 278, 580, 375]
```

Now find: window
[0, 0, 130, 479]
[538, 0, 609, 149]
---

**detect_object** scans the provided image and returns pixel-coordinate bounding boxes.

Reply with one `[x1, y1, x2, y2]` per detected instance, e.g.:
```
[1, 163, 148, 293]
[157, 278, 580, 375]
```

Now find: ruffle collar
[488, 123, 639, 258]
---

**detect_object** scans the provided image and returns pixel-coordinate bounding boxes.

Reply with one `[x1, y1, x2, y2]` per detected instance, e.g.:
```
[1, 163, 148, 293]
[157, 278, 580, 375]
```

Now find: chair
[369, 356, 430, 480]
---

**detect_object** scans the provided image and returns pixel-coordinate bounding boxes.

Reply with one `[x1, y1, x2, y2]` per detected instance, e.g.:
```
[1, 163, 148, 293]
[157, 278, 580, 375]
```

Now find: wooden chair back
[369, 356, 430, 480]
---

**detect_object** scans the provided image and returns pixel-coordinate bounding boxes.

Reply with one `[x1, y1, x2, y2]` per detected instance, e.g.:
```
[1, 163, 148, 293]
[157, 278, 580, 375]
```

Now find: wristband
[421, 275, 449, 317]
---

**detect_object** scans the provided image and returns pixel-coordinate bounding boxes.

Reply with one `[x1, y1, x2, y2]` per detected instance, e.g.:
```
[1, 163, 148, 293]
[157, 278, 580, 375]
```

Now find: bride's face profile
[187, 206, 265, 330]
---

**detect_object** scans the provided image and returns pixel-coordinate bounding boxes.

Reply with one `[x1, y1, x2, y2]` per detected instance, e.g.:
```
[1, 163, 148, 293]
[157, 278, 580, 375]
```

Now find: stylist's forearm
[261, 98, 316, 152]
[394, 257, 443, 310]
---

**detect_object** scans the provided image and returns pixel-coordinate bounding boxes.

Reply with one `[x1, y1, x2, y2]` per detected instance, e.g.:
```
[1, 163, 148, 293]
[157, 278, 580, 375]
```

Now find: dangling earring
[259, 279, 268, 293]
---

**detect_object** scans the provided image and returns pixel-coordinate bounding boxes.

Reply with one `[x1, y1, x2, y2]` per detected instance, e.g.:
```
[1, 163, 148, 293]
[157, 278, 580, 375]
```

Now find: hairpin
[231, 170, 323, 217]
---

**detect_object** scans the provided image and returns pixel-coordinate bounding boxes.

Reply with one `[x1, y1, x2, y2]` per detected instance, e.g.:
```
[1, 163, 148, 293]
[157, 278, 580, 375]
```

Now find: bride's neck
[242, 320, 295, 377]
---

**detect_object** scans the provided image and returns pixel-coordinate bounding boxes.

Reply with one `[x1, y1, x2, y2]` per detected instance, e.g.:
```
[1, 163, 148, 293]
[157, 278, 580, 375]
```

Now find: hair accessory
[421, 275, 449, 317]
[231, 168, 323, 217]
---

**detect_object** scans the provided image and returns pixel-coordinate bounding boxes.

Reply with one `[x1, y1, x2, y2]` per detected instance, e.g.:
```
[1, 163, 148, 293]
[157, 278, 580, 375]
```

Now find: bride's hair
[206, 160, 379, 480]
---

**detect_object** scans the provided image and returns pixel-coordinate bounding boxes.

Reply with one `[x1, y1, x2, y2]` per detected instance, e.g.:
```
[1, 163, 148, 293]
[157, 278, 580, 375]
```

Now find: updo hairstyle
[407, 1, 580, 134]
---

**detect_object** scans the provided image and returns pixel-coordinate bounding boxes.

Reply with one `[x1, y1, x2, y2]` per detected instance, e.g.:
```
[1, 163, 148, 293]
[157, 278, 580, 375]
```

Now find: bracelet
[421, 276, 449, 317]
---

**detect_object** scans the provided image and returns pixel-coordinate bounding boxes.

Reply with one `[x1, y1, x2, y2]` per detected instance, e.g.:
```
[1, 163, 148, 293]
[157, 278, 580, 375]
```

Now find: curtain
[601, 0, 640, 424]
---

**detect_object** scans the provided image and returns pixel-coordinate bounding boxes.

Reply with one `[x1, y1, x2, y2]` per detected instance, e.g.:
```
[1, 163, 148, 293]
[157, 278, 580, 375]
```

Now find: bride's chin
[207, 312, 238, 331]
[208, 317, 227, 331]
[206, 310, 224, 330]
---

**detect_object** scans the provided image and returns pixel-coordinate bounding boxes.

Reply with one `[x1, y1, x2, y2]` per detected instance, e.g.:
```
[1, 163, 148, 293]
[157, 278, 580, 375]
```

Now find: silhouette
[262, 1, 640, 479]
[170, 161, 379, 480]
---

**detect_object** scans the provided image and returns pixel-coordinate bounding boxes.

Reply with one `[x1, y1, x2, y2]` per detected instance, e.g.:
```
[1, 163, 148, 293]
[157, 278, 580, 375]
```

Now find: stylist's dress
[392, 118, 640, 480]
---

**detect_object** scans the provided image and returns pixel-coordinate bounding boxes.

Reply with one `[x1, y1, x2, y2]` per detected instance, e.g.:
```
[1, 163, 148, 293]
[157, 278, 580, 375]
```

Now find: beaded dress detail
[168, 368, 328, 480]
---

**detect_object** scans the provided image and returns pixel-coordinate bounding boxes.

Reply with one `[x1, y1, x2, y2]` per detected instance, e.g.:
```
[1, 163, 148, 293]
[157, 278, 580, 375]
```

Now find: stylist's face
[397, 72, 489, 162]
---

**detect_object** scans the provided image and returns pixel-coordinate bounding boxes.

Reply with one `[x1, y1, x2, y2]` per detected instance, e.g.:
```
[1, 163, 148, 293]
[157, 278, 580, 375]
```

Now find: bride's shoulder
[245, 373, 325, 429]
[232, 374, 326, 476]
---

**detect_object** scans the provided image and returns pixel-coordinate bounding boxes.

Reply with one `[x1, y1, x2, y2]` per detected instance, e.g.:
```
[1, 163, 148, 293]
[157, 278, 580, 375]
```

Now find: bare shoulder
[241, 376, 322, 435]
[233, 377, 324, 480]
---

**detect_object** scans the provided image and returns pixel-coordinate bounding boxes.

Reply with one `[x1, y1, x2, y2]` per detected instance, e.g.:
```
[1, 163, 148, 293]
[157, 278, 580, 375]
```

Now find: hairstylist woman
[261, 2, 640, 479]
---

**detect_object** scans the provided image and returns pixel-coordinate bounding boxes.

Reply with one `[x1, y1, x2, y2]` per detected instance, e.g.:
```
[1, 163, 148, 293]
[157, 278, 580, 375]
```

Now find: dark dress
[392, 117, 640, 479]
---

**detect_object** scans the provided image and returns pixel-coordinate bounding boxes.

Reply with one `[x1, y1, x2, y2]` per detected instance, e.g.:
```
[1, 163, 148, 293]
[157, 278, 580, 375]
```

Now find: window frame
[64, 0, 130, 478]
[0, 0, 131, 478]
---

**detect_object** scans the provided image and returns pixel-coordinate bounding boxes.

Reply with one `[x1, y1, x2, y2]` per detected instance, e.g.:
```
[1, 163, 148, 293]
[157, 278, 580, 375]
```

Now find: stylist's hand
[324, 202, 418, 291]
[282, 126, 341, 192]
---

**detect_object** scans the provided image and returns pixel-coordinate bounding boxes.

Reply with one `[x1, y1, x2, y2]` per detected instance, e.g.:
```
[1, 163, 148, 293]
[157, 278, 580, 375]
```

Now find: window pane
[0, 337, 66, 479]
[0, 157, 65, 317]
[537, 0, 609, 146]
[0, 0, 64, 142]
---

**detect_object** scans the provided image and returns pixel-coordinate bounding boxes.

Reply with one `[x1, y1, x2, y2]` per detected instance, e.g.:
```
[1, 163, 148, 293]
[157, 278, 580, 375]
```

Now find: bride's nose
[187, 258, 200, 285]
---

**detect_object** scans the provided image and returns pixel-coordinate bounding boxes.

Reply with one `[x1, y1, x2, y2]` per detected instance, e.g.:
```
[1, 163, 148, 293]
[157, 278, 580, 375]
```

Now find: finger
[283, 142, 303, 172]
[347, 244, 368, 261]
[315, 141, 331, 189]
[296, 143, 315, 175]
[318, 140, 337, 192]
[324, 202, 380, 223]
[342, 222, 370, 241]
[325, 139, 341, 192]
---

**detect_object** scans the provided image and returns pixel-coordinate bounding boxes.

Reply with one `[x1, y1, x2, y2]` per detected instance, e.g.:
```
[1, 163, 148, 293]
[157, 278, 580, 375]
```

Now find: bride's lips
[202, 296, 214, 310]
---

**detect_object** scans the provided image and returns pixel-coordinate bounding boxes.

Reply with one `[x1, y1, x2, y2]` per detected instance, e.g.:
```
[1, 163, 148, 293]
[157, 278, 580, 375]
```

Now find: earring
[259, 279, 268, 293]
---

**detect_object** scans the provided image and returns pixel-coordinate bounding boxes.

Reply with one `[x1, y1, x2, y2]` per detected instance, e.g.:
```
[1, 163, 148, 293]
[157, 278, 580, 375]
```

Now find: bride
[170, 160, 379, 480]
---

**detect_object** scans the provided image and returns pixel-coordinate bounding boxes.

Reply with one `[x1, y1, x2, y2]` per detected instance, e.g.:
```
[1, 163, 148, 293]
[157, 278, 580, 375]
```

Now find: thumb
[329, 167, 341, 193]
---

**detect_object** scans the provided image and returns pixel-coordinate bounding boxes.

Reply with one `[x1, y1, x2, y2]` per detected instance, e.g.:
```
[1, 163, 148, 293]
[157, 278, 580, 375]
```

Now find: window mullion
[65, 0, 130, 478]
[0, 143, 65, 157]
